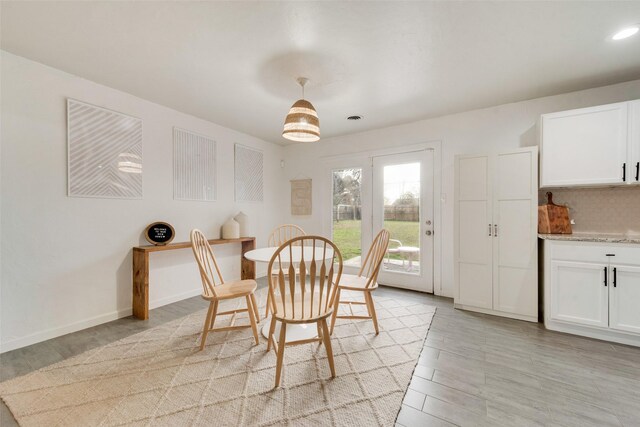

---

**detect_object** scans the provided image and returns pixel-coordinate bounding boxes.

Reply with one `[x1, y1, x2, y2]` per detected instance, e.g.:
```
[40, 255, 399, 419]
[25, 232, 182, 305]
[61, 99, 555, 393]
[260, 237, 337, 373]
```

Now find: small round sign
[144, 222, 175, 245]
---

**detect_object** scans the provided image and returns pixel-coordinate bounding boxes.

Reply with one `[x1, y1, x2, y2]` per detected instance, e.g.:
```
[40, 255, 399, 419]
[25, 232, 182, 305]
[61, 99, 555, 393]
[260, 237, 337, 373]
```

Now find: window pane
[332, 168, 362, 267]
[383, 163, 420, 274]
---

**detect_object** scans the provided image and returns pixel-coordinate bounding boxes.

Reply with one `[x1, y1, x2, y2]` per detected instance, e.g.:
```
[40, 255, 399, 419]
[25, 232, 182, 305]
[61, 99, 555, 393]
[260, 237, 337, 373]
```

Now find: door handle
[604, 266, 607, 287]
[623, 163, 627, 182]
[613, 267, 617, 288]
[425, 230, 432, 236]
[636, 162, 639, 181]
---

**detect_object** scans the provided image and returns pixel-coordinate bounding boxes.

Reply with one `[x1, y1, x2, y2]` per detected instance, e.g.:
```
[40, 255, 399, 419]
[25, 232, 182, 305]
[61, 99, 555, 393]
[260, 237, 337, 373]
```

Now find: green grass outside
[332, 220, 420, 261]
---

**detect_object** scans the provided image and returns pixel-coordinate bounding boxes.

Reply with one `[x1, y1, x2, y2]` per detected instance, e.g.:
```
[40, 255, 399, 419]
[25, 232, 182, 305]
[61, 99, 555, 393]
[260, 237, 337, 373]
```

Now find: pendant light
[282, 77, 320, 142]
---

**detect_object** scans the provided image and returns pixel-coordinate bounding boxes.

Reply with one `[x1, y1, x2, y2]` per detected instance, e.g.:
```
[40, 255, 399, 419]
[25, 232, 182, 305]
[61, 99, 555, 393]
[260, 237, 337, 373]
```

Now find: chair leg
[366, 292, 379, 335]
[250, 293, 260, 323]
[329, 288, 341, 335]
[274, 322, 287, 387]
[320, 319, 336, 378]
[266, 315, 277, 352]
[246, 296, 260, 345]
[265, 290, 271, 318]
[199, 301, 215, 351]
[209, 300, 219, 330]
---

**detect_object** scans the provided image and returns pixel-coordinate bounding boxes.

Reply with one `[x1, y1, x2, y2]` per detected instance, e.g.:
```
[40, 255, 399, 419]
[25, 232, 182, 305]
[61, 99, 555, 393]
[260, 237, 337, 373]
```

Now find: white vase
[234, 211, 249, 237]
[222, 217, 240, 239]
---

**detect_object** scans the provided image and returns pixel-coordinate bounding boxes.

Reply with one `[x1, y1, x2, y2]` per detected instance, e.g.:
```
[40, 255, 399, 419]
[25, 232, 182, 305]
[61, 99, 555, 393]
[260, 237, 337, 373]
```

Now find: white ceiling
[3, 1, 640, 145]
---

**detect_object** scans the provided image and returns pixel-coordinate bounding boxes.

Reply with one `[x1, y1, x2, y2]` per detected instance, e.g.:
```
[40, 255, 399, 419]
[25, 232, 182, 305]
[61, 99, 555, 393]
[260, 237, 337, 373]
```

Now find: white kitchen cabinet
[609, 265, 640, 334]
[629, 100, 640, 185]
[549, 260, 608, 328]
[456, 154, 493, 309]
[543, 239, 640, 347]
[454, 147, 538, 322]
[541, 102, 629, 187]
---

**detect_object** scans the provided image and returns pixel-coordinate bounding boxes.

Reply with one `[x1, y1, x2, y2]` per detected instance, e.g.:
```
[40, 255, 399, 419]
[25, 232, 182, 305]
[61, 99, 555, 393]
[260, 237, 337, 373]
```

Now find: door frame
[321, 141, 443, 295]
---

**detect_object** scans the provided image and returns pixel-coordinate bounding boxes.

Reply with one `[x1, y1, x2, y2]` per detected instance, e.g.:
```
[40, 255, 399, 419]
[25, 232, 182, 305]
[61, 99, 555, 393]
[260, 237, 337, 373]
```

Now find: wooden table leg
[241, 238, 256, 280]
[132, 249, 149, 320]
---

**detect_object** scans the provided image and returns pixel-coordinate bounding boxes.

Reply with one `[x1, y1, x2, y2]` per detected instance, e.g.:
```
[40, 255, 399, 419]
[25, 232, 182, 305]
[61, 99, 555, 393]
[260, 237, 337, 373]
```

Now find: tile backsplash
[538, 187, 640, 235]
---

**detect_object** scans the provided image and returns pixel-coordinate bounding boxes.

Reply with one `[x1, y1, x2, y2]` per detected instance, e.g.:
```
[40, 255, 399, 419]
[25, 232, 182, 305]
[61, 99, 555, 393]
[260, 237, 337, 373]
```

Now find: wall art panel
[173, 128, 216, 201]
[235, 144, 263, 202]
[67, 99, 142, 198]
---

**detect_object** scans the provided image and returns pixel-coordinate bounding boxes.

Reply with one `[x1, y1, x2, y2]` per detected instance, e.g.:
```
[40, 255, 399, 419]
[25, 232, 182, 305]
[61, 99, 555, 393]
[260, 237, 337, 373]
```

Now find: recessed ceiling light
[612, 26, 639, 40]
[347, 115, 362, 121]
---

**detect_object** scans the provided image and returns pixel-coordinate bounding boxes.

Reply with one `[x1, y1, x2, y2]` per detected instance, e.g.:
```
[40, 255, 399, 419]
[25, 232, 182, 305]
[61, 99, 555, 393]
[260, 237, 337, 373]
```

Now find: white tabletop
[244, 246, 335, 263]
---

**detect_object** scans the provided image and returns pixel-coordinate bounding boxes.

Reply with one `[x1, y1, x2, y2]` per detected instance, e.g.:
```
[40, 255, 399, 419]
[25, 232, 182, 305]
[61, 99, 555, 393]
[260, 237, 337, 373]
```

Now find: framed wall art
[173, 127, 216, 201]
[67, 99, 143, 199]
[234, 144, 263, 202]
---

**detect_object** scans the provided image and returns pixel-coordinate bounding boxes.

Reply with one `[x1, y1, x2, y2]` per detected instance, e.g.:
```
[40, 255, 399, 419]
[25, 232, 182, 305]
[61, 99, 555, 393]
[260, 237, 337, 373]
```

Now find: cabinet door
[629, 100, 640, 185]
[455, 155, 493, 309]
[493, 148, 538, 316]
[609, 265, 640, 334]
[550, 261, 609, 328]
[541, 102, 628, 187]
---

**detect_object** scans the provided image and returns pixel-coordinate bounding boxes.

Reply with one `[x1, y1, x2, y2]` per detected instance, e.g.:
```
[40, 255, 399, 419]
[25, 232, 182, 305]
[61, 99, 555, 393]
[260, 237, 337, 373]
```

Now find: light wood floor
[2, 279, 639, 426]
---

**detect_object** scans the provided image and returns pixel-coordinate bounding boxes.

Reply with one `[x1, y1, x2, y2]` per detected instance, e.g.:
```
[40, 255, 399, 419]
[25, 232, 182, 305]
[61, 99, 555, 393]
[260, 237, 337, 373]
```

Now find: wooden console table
[132, 237, 256, 320]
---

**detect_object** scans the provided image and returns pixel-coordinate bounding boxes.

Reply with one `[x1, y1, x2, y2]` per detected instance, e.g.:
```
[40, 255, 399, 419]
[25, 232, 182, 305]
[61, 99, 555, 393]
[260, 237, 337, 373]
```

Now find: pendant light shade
[282, 78, 320, 142]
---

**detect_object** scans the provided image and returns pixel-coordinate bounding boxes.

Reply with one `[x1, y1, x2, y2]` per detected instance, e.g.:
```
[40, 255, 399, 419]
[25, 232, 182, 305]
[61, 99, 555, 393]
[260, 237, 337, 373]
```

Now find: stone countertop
[538, 232, 640, 244]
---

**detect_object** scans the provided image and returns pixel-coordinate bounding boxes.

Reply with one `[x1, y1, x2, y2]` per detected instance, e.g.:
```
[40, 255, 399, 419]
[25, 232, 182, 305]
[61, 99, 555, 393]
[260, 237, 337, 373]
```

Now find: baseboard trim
[453, 303, 538, 323]
[545, 319, 640, 347]
[0, 307, 132, 354]
[1, 275, 267, 354]
[149, 288, 202, 310]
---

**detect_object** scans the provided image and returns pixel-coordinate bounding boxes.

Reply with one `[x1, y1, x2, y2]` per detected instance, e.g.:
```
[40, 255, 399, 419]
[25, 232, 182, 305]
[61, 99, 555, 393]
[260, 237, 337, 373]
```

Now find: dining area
[190, 224, 391, 388]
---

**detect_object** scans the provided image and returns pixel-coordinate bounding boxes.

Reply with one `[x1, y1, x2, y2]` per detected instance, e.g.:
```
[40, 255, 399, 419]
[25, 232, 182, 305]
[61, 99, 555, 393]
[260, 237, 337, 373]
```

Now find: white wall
[0, 52, 284, 352]
[283, 78, 640, 298]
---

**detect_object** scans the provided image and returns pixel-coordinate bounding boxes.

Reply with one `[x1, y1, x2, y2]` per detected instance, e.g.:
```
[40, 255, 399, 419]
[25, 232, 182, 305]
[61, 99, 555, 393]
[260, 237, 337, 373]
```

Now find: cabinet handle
[604, 266, 607, 287]
[623, 163, 627, 182]
[488, 224, 492, 236]
[494, 224, 498, 237]
[636, 162, 639, 181]
[613, 267, 617, 288]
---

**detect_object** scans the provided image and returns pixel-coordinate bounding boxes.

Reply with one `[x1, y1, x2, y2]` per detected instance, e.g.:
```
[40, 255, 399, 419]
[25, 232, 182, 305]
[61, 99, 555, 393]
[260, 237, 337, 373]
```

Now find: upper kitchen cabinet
[540, 101, 640, 187]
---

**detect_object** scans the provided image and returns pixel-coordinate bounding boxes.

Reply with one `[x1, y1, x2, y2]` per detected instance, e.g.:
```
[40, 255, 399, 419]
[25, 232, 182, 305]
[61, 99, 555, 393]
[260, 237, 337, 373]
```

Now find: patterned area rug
[0, 289, 435, 426]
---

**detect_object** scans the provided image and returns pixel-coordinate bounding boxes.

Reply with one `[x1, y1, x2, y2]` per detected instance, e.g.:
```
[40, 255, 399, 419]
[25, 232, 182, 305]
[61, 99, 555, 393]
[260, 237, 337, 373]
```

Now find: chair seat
[202, 279, 257, 300]
[273, 291, 333, 322]
[338, 274, 377, 291]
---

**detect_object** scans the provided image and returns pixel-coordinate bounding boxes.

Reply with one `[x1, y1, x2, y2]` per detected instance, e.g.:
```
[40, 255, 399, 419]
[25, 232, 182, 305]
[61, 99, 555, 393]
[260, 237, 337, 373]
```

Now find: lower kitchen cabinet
[543, 239, 640, 346]
[549, 260, 609, 328]
[609, 265, 640, 335]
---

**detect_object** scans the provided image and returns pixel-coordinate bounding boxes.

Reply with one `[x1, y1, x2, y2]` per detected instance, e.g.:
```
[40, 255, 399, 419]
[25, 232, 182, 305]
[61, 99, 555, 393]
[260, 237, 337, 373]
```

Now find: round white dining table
[244, 246, 335, 342]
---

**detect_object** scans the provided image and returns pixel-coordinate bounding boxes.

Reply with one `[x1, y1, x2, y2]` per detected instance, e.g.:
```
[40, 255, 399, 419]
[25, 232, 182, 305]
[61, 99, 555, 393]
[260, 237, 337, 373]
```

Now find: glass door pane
[373, 150, 434, 292]
[382, 163, 421, 274]
[332, 168, 362, 267]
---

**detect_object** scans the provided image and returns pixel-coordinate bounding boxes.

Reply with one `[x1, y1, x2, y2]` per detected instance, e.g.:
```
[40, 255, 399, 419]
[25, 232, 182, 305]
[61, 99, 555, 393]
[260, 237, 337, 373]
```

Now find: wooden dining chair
[264, 224, 306, 318]
[190, 229, 261, 350]
[330, 229, 390, 335]
[266, 236, 342, 387]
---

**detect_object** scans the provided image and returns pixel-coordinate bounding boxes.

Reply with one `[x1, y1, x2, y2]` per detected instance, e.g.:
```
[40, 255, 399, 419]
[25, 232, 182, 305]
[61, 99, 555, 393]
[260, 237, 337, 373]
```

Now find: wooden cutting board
[538, 192, 572, 234]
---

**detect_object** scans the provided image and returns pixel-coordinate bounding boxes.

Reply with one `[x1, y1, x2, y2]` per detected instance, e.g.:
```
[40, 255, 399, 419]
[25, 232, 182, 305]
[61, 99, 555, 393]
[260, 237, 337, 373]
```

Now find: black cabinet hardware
[613, 267, 617, 288]
[606, 254, 616, 257]
[636, 162, 639, 181]
[488, 224, 492, 236]
[623, 163, 626, 182]
[604, 267, 607, 287]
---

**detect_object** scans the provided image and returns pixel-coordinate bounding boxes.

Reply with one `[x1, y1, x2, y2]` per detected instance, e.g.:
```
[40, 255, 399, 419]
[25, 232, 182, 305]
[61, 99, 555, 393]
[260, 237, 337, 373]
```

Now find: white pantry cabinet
[454, 147, 538, 322]
[540, 99, 640, 187]
[543, 239, 640, 346]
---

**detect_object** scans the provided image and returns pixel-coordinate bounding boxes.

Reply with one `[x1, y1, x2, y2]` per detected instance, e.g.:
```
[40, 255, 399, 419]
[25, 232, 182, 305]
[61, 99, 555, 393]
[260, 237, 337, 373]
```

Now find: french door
[329, 149, 435, 292]
[372, 150, 434, 292]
